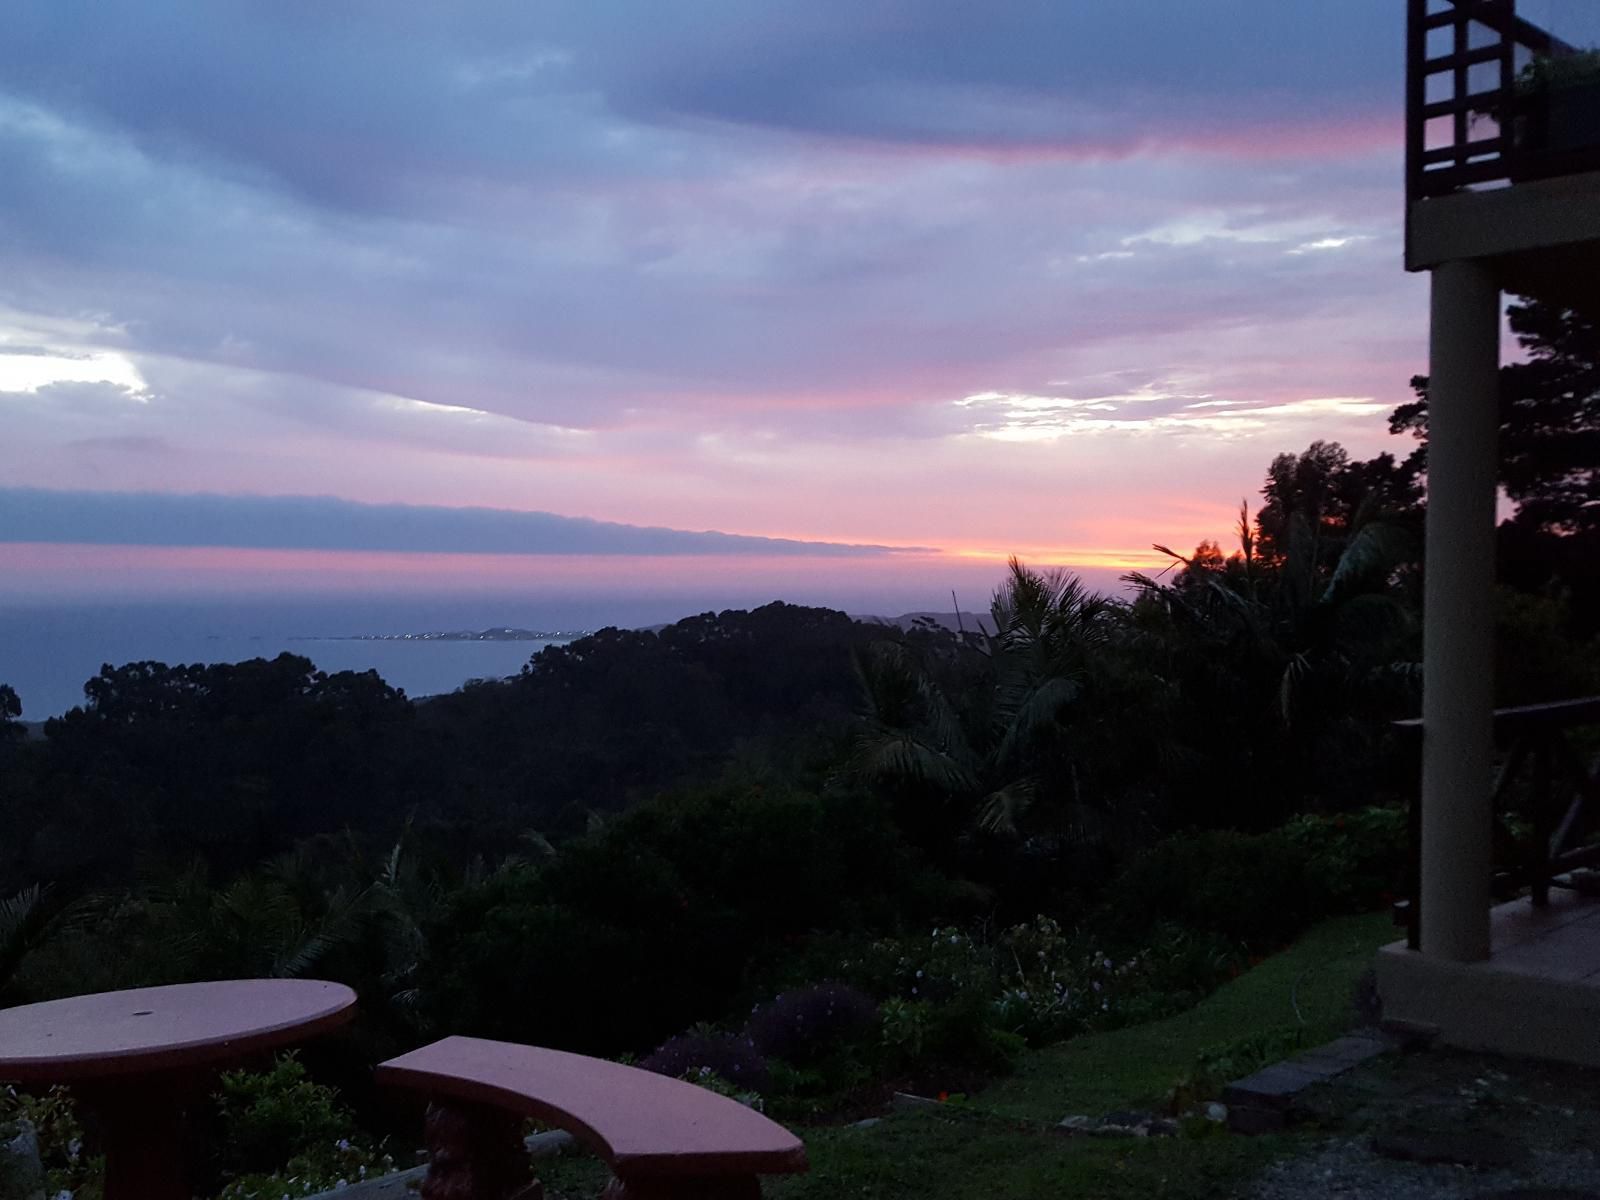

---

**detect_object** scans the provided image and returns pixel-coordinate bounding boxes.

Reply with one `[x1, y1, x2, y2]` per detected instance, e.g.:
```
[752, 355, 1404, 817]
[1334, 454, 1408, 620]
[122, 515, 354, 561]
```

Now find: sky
[8, 1, 1587, 611]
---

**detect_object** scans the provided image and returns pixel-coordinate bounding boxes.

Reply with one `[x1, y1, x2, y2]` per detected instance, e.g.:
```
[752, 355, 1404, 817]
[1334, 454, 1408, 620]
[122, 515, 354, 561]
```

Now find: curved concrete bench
[377, 1035, 808, 1199]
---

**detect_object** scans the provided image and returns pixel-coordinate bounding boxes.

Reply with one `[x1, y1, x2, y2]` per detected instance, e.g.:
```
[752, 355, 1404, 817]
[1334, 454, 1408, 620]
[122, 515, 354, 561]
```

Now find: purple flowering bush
[744, 983, 878, 1064]
[639, 1028, 772, 1094]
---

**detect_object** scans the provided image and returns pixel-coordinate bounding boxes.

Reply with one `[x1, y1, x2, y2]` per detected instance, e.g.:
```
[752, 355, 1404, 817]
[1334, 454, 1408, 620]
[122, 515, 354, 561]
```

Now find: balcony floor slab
[1377, 889, 1600, 1068]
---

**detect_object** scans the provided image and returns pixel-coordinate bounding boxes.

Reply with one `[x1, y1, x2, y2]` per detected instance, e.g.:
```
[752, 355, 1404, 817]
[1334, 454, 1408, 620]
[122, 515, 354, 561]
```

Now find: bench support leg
[421, 1101, 542, 1200]
[603, 1175, 761, 1199]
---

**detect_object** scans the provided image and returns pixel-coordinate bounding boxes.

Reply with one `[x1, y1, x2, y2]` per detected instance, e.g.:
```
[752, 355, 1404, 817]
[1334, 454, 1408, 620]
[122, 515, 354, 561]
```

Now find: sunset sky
[5, 2, 1596, 609]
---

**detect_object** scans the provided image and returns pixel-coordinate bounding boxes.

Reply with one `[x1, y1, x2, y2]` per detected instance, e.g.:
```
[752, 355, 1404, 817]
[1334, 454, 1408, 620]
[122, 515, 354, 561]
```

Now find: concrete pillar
[1419, 258, 1500, 963]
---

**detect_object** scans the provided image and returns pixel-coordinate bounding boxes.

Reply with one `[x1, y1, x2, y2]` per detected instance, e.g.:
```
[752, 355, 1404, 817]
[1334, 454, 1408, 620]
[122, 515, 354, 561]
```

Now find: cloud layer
[0, 1, 1470, 593]
[0, 488, 918, 557]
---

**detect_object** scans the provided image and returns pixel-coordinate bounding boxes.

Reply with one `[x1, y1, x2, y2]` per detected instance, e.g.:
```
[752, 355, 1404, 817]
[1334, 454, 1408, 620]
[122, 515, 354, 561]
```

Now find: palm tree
[0, 884, 66, 1003]
[1126, 503, 1419, 821]
[851, 559, 1116, 839]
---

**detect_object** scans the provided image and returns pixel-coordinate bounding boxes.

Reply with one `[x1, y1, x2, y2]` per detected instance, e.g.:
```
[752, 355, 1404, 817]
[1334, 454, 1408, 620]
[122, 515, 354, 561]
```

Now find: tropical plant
[850, 559, 1117, 841]
[0, 884, 67, 1003]
[1126, 492, 1418, 824]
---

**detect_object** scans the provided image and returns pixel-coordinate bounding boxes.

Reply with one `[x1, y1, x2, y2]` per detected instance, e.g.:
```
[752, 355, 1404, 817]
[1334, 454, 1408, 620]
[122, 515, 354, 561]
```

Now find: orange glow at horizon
[0, 539, 1170, 600]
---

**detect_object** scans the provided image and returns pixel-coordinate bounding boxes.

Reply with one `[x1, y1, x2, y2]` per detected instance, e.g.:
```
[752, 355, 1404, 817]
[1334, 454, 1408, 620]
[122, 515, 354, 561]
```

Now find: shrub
[0, 1085, 98, 1199]
[640, 1028, 771, 1094]
[745, 983, 878, 1065]
[877, 994, 1022, 1075]
[214, 1053, 349, 1176]
[1280, 806, 1407, 914]
[424, 785, 953, 1056]
[1101, 830, 1317, 950]
[210, 1053, 396, 1199]
[832, 925, 993, 1006]
[987, 917, 1239, 1045]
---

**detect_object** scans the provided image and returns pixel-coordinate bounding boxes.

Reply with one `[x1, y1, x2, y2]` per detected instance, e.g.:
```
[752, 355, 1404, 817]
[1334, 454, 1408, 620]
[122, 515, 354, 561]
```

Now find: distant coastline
[292, 627, 586, 643]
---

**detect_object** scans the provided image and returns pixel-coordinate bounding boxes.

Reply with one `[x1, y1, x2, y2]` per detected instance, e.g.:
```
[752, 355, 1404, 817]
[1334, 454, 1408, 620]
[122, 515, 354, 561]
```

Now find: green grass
[980, 910, 1396, 1121]
[539, 911, 1399, 1200]
[766, 1110, 1292, 1200]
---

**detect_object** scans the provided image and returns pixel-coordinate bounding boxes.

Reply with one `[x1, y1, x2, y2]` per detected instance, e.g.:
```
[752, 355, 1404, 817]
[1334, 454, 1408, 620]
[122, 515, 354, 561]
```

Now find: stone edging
[1222, 1033, 1393, 1134]
[302, 1129, 575, 1200]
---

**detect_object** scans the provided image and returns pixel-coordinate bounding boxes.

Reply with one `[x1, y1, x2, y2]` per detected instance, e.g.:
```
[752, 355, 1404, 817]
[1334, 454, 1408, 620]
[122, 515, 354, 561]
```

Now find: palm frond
[852, 733, 978, 794]
[0, 884, 62, 994]
[990, 675, 1079, 770]
[520, 830, 557, 859]
[1326, 521, 1410, 600]
[269, 884, 374, 979]
[1279, 653, 1311, 726]
[976, 778, 1039, 836]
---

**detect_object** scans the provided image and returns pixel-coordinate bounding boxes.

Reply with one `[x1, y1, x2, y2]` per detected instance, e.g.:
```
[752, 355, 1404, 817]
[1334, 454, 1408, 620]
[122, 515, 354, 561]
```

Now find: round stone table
[0, 978, 357, 1199]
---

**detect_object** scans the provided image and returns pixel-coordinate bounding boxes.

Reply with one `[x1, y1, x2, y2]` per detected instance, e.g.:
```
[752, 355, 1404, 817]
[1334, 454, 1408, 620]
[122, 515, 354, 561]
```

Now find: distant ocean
[0, 596, 688, 719]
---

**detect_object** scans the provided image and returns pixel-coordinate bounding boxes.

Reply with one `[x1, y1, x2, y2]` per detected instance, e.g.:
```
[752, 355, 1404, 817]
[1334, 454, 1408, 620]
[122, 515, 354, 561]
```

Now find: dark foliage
[1104, 831, 1318, 951]
[407, 603, 897, 840]
[1401, 299, 1600, 537]
[0, 604, 903, 893]
[18, 655, 413, 885]
[745, 983, 878, 1065]
[639, 1030, 771, 1093]
[419, 784, 951, 1055]
[1103, 810, 1408, 954]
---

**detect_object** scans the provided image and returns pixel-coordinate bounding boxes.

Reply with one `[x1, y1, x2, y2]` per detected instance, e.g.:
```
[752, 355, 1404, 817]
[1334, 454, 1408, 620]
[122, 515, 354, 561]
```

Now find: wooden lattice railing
[1406, 0, 1599, 203]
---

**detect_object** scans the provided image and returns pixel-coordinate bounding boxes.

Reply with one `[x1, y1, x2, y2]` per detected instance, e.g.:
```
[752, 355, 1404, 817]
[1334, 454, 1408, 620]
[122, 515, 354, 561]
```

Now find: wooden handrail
[1393, 694, 1600, 949]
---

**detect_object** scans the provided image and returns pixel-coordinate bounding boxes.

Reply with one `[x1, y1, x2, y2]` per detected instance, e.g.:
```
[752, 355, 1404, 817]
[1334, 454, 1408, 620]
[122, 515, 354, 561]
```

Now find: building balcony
[1406, 0, 1600, 310]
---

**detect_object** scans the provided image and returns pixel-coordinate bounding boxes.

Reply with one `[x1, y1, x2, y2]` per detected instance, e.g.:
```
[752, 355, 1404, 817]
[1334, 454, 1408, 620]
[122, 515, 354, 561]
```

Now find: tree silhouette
[850, 559, 1117, 844]
[0, 684, 20, 738]
[1397, 297, 1600, 534]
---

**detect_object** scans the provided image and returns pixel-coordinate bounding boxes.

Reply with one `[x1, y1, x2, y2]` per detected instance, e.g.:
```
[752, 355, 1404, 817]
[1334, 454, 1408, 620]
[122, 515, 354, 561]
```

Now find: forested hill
[0, 603, 917, 891]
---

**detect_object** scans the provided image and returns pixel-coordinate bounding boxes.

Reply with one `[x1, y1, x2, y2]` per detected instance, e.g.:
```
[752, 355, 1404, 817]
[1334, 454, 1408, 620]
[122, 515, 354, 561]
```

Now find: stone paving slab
[1225, 1033, 1391, 1133]
[1224, 1063, 1328, 1108]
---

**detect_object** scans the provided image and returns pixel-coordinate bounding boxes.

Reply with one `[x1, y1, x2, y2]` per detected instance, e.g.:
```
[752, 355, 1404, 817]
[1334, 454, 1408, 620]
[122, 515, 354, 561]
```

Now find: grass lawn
[764, 1111, 1292, 1200]
[539, 911, 1398, 1200]
[979, 910, 1395, 1121]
